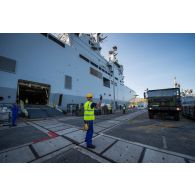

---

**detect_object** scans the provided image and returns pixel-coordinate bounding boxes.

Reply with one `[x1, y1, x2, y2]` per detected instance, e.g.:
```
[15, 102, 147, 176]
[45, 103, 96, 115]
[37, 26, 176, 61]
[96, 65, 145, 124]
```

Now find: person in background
[84, 93, 102, 148]
[123, 104, 126, 114]
[11, 103, 18, 126]
[25, 98, 28, 104]
[108, 104, 112, 114]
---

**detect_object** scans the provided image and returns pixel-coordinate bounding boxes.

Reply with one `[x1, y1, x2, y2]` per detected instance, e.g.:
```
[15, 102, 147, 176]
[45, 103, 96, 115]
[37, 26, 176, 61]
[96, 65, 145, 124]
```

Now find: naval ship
[0, 33, 136, 113]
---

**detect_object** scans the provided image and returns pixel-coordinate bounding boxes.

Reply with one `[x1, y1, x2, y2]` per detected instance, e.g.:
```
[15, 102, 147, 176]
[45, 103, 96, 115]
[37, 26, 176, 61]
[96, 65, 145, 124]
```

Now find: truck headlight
[176, 107, 180, 111]
[149, 107, 152, 110]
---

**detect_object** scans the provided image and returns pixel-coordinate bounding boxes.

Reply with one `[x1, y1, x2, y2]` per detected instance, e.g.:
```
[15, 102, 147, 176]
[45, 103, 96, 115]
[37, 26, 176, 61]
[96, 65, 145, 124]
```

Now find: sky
[101, 33, 195, 97]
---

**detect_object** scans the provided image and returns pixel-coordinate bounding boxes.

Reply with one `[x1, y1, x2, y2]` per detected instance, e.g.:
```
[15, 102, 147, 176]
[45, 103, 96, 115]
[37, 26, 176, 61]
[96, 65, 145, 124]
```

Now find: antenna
[173, 77, 180, 88]
[174, 77, 176, 88]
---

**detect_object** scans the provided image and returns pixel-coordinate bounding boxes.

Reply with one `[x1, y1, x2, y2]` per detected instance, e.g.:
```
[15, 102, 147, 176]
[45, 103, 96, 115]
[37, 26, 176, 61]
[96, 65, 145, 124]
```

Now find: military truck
[146, 88, 181, 120]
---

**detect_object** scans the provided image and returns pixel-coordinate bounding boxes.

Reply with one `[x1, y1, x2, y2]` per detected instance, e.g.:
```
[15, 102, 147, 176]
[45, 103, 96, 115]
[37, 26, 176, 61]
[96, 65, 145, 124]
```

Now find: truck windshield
[147, 89, 180, 97]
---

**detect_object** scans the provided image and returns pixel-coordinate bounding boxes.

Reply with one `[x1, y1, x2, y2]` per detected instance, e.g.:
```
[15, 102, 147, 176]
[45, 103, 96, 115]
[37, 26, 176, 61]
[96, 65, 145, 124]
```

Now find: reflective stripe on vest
[84, 101, 95, 121]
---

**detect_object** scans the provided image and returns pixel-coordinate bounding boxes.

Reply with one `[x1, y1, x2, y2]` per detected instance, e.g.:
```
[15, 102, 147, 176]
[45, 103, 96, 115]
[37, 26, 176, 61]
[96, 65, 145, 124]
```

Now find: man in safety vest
[122, 104, 126, 114]
[108, 104, 112, 114]
[25, 98, 29, 105]
[84, 93, 102, 149]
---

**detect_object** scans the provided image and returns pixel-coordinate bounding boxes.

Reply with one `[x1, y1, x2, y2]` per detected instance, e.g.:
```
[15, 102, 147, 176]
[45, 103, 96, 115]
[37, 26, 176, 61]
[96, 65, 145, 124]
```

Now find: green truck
[146, 88, 181, 120]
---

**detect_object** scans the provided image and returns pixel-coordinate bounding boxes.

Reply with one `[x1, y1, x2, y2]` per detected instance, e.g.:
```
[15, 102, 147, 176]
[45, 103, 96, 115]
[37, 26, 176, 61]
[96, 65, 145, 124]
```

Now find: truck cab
[146, 88, 181, 120]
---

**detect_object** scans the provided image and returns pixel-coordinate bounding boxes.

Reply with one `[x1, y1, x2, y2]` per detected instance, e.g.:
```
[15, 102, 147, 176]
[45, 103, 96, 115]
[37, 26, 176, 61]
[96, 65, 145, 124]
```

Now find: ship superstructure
[0, 33, 136, 111]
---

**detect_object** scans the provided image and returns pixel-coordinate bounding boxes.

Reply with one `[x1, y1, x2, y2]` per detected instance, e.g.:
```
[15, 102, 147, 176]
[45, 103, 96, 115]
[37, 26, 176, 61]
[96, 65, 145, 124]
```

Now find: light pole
[112, 63, 116, 111]
[109, 46, 118, 112]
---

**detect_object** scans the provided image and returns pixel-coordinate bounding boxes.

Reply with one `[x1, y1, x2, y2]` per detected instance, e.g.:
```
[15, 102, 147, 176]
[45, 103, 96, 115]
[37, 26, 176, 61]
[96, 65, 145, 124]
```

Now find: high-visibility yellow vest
[84, 101, 95, 121]
[108, 105, 112, 110]
[25, 98, 28, 104]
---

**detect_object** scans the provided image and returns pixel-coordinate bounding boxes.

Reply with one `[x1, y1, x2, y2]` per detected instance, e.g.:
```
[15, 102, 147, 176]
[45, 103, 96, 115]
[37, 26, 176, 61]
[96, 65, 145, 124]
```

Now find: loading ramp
[26, 105, 64, 119]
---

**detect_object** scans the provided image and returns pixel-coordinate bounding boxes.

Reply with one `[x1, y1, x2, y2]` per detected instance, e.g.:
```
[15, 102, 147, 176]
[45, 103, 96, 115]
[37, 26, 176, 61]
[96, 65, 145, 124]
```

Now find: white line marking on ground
[162, 136, 168, 149]
[103, 133, 195, 161]
[27, 122, 50, 134]
[75, 146, 111, 163]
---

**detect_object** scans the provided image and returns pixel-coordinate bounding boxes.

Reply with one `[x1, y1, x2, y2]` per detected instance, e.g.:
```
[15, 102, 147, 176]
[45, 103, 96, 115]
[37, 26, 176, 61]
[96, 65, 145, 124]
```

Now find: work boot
[87, 144, 96, 149]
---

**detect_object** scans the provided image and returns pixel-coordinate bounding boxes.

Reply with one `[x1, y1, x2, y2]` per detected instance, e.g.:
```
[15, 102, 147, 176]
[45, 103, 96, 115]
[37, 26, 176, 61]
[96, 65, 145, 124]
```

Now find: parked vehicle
[146, 88, 181, 120]
[182, 95, 195, 119]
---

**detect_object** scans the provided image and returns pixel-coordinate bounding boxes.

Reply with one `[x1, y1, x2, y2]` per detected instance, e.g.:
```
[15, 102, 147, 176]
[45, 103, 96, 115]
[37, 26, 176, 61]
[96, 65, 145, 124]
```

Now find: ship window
[79, 54, 90, 63]
[90, 61, 98, 68]
[0, 56, 16, 74]
[65, 75, 72, 89]
[103, 77, 110, 88]
[48, 34, 65, 48]
[90, 67, 102, 79]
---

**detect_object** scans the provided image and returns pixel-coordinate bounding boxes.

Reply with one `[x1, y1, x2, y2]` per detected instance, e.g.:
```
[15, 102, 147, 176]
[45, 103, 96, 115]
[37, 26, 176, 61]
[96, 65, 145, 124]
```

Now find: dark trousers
[85, 120, 94, 146]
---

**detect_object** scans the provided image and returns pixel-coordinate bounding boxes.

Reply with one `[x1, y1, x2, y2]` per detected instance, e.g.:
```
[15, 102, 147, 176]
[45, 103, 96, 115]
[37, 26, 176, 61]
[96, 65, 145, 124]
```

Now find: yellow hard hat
[86, 93, 93, 98]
